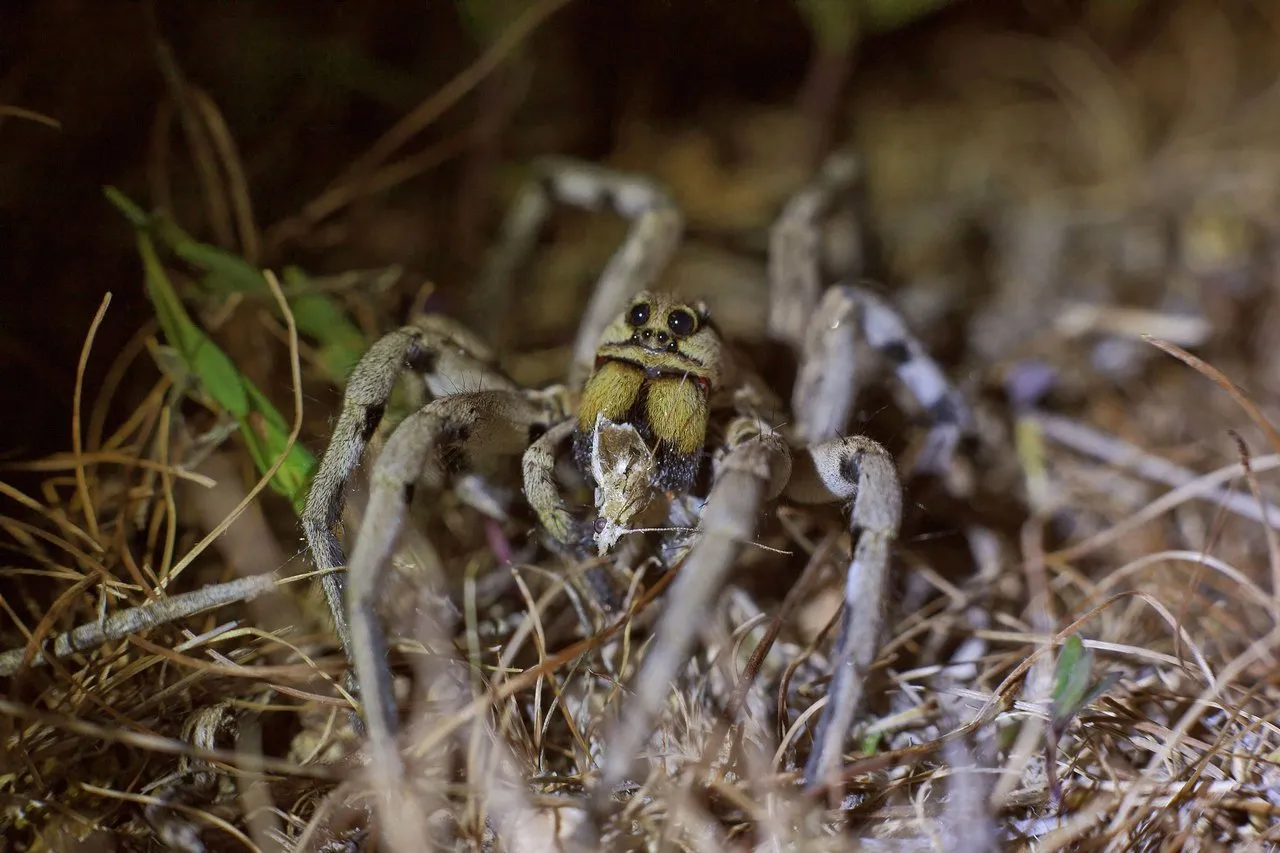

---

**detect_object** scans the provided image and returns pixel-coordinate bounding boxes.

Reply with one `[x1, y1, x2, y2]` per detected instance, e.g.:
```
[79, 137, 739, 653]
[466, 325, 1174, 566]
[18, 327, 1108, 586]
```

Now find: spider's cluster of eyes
[626, 300, 701, 353]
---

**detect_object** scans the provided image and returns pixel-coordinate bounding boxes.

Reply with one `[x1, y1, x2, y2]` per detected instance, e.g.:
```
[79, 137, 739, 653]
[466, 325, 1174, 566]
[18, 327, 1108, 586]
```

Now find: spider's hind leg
[593, 418, 792, 808]
[768, 149, 863, 350]
[766, 149, 969, 473]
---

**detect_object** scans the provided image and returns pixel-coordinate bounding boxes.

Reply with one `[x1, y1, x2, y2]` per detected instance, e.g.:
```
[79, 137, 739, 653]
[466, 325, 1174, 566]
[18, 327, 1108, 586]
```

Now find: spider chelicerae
[300, 151, 971, 803]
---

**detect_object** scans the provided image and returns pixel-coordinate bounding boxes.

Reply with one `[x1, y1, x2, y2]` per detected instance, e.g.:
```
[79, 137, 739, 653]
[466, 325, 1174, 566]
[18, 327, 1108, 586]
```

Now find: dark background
[0, 0, 1193, 464]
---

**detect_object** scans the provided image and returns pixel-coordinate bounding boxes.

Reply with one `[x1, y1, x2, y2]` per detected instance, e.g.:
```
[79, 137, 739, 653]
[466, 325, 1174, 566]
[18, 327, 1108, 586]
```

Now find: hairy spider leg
[521, 417, 579, 548]
[768, 149, 863, 350]
[344, 390, 563, 787]
[768, 151, 971, 473]
[795, 283, 971, 473]
[472, 158, 684, 387]
[301, 318, 519, 692]
[592, 418, 792, 816]
[786, 436, 902, 787]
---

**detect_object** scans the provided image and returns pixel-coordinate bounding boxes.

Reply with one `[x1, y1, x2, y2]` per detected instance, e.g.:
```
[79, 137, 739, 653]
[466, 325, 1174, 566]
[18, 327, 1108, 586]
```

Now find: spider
[300, 152, 970, 802]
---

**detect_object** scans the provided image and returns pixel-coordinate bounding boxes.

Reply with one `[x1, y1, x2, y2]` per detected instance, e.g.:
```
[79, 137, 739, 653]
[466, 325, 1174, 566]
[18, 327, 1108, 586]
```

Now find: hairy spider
[301, 153, 970, 801]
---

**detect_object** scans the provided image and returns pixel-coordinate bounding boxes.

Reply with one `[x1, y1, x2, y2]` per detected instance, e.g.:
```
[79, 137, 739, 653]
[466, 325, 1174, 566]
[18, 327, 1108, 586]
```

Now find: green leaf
[796, 0, 860, 54]
[280, 267, 368, 381]
[860, 0, 959, 34]
[859, 728, 884, 754]
[137, 235, 250, 417]
[1050, 634, 1120, 733]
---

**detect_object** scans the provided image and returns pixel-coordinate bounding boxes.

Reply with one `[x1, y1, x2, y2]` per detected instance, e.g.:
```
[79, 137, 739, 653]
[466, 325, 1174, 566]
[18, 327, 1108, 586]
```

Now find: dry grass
[8, 1, 1280, 850]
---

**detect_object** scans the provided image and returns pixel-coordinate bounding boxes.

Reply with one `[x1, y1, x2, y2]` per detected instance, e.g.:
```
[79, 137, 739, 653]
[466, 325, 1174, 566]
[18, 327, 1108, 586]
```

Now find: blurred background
[11, 0, 1278, 465]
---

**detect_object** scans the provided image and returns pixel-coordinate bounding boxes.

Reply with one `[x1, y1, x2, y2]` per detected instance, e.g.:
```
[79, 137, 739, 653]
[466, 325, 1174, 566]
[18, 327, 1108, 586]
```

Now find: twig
[0, 696, 338, 779]
[0, 479, 99, 552]
[1106, 622, 1280, 834]
[0, 572, 279, 676]
[87, 318, 158, 453]
[1228, 430, 1280, 624]
[155, 43, 235, 251]
[700, 533, 840, 783]
[8, 453, 217, 487]
[190, 88, 261, 263]
[286, 0, 576, 236]
[409, 567, 678, 761]
[1030, 410, 1280, 528]
[1048, 454, 1280, 564]
[1056, 302, 1211, 346]
[0, 270, 308, 675]
[0, 104, 62, 128]
[1144, 335, 1280, 456]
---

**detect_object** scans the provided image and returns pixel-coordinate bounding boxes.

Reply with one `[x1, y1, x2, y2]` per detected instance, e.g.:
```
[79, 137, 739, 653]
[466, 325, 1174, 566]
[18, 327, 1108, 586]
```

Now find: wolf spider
[301, 153, 970, 800]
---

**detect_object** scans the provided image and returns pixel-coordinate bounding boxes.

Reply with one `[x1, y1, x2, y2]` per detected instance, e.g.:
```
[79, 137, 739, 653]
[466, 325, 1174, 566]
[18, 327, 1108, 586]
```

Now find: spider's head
[577, 292, 721, 478]
[588, 415, 661, 555]
[599, 291, 720, 376]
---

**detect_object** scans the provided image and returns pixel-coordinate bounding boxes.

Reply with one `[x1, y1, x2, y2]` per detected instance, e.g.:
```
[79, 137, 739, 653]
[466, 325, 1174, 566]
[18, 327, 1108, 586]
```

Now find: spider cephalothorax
[575, 291, 720, 495]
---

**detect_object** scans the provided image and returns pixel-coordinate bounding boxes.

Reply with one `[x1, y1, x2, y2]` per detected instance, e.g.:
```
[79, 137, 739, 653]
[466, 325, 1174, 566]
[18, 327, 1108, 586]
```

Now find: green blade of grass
[280, 266, 368, 381]
[1052, 635, 1093, 726]
[105, 187, 366, 382]
[135, 231, 316, 514]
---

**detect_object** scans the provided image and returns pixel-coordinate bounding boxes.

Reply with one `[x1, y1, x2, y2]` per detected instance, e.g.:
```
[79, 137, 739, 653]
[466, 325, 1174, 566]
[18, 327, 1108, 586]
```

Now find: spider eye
[667, 309, 696, 337]
[627, 302, 650, 327]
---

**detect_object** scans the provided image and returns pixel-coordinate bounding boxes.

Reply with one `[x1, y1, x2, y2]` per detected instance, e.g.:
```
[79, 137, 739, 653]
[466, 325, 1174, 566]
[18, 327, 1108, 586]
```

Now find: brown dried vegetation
[5, 1, 1280, 849]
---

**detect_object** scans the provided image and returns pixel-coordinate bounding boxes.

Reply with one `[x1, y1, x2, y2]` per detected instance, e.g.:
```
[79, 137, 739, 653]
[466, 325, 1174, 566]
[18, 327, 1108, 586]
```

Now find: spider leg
[794, 283, 971, 473]
[472, 158, 684, 386]
[345, 389, 562, 783]
[594, 418, 792, 807]
[302, 320, 517, 673]
[768, 149, 968, 471]
[768, 149, 862, 350]
[521, 416, 579, 550]
[409, 314, 519, 398]
[786, 435, 902, 787]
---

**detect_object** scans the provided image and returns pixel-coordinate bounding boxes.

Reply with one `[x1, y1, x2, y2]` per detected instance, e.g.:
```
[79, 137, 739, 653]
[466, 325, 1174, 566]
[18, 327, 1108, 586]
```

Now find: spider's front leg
[472, 158, 684, 386]
[524, 414, 667, 610]
[594, 417, 792, 805]
[521, 416, 580, 550]
[785, 435, 902, 787]
[344, 389, 564, 784]
[769, 149, 971, 473]
[302, 318, 517, 687]
[794, 284, 970, 473]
